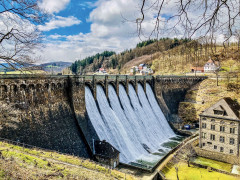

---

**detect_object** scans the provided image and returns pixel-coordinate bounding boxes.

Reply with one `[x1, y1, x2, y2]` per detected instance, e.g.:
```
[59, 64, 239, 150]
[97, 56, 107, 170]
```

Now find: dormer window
[213, 106, 227, 116]
[214, 110, 223, 115]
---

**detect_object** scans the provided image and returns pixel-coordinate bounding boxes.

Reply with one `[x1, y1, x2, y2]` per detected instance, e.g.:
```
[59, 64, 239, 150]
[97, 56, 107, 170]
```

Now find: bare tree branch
[137, 0, 240, 41]
[0, 0, 47, 71]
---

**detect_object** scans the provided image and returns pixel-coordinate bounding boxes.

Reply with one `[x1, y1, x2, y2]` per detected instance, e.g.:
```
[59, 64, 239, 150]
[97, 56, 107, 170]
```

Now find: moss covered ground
[193, 157, 232, 172]
[0, 141, 135, 179]
[163, 161, 237, 180]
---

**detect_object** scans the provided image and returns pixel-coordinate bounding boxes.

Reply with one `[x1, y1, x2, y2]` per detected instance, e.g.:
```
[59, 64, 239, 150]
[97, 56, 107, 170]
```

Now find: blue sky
[36, 0, 152, 63]
[36, 0, 190, 63]
[1, 0, 238, 64]
[33, 0, 239, 63]
[42, 0, 95, 36]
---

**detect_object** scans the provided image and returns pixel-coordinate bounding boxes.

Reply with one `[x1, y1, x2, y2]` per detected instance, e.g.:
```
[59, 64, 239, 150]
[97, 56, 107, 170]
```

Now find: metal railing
[0, 74, 207, 80]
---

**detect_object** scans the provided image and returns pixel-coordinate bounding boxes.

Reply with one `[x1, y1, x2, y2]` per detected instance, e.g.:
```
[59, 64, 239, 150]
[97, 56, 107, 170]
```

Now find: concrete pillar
[105, 75, 108, 98]
[93, 75, 97, 100]
[126, 79, 129, 95]
[143, 76, 146, 93]
[116, 75, 119, 96]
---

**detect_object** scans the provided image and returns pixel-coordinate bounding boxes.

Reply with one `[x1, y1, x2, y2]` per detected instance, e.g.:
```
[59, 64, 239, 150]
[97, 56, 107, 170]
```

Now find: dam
[0, 75, 206, 167]
[86, 82, 175, 165]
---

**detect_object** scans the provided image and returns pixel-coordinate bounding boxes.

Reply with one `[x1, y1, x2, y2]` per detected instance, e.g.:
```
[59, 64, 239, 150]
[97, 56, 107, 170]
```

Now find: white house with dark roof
[204, 59, 220, 72]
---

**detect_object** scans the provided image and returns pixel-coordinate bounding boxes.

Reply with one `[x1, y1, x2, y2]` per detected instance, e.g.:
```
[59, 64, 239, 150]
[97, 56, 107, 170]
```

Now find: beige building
[199, 97, 240, 156]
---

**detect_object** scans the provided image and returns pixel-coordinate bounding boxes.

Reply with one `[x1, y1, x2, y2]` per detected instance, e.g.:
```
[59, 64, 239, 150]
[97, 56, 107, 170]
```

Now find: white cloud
[38, 16, 81, 31]
[37, 0, 240, 63]
[39, 0, 70, 14]
[78, 1, 96, 9]
[37, 0, 144, 62]
[0, 12, 38, 61]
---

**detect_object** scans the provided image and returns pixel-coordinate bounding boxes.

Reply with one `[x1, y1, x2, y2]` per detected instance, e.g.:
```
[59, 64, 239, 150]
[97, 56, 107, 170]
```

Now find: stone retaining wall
[194, 146, 240, 165]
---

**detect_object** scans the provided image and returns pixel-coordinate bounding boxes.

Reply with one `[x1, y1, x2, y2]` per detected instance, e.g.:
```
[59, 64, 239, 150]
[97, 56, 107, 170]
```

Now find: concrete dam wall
[0, 75, 206, 160]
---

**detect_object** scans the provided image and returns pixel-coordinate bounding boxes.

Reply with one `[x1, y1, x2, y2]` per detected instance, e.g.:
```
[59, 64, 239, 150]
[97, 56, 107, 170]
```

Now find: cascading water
[85, 82, 178, 165]
[145, 83, 175, 136]
[85, 86, 112, 143]
[96, 85, 140, 162]
[137, 83, 175, 140]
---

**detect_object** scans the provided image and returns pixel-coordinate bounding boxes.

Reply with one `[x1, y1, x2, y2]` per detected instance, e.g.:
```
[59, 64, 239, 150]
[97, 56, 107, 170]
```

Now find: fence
[0, 74, 207, 80]
[0, 137, 128, 178]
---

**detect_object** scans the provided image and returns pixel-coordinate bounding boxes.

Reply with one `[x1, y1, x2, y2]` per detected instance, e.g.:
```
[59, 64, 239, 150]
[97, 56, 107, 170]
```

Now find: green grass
[163, 161, 237, 180]
[0, 141, 136, 180]
[193, 157, 232, 172]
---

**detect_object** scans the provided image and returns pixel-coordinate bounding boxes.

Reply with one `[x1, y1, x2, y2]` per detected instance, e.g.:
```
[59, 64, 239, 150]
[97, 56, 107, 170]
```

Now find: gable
[201, 98, 240, 120]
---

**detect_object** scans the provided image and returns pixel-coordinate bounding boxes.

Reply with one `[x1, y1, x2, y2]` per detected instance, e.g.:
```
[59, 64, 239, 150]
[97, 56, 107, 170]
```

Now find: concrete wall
[0, 75, 90, 158]
[0, 75, 206, 158]
[153, 76, 205, 121]
[194, 146, 240, 164]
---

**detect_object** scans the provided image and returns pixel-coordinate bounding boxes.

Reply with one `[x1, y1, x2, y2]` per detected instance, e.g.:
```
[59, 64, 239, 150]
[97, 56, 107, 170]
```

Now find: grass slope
[0, 141, 135, 180]
[193, 157, 232, 172]
[163, 161, 237, 180]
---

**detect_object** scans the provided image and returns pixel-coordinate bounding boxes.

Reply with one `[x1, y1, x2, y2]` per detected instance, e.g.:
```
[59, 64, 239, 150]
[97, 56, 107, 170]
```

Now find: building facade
[199, 98, 240, 157]
[204, 59, 220, 72]
[93, 140, 120, 168]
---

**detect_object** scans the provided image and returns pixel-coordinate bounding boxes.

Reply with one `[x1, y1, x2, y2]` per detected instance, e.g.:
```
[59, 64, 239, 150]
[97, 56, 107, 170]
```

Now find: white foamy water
[85, 83, 177, 164]
[146, 83, 175, 136]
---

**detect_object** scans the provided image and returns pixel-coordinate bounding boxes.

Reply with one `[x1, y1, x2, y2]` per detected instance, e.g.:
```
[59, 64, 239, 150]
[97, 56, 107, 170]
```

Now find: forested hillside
[69, 38, 190, 74]
[69, 37, 240, 75]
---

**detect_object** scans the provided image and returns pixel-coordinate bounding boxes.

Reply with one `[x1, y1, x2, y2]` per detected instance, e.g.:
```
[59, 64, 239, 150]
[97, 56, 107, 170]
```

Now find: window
[230, 149, 233, 154]
[223, 111, 227, 116]
[220, 136, 225, 143]
[214, 110, 223, 115]
[210, 134, 215, 141]
[202, 143, 205, 146]
[230, 128, 235, 134]
[202, 123, 206, 128]
[214, 145, 217, 149]
[230, 138, 235, 145]
[220, 147, 224, 152]
[211, 124, 215, 130]
[202, 133, 206, 139]
[220, 126, 225, 132]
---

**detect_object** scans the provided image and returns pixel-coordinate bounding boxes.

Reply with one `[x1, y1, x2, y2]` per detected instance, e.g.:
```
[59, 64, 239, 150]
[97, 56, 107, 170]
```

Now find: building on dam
[199, 97, 240, 164]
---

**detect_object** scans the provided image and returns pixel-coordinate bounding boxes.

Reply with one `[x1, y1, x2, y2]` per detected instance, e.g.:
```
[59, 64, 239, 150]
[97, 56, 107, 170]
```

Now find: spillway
[85, 83, 178, 165]
[145, 83, 175, 136]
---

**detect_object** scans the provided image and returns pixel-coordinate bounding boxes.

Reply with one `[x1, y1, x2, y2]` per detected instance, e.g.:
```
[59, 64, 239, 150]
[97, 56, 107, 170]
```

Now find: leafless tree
[0, 0, 47, 70]
[234, 30, 240, 52]
[175, 165, 179, 180]
[138, 0, 240, 41]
